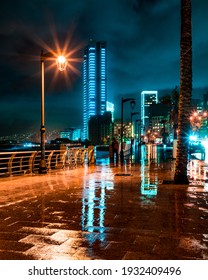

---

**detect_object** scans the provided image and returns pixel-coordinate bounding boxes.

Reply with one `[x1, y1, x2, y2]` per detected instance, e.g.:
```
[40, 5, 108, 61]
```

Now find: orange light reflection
[30, 21, 85, 90]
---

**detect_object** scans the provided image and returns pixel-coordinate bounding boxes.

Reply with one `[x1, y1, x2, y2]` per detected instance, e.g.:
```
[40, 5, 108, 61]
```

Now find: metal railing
[0, 147, 94, 177]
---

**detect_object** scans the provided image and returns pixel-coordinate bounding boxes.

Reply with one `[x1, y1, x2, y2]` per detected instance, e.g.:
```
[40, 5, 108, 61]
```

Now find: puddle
[114, 173, 132, 176]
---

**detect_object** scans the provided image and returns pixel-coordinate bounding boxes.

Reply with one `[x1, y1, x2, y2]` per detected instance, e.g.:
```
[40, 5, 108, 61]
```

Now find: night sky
[0, 0, 208, 137]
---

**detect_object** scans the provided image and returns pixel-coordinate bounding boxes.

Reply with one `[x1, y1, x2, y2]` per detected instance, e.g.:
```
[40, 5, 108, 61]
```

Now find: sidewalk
[0, 158, 208, 260]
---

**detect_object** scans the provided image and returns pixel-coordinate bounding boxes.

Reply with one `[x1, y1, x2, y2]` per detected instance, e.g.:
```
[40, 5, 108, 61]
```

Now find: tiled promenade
[0, 157, 208, 260]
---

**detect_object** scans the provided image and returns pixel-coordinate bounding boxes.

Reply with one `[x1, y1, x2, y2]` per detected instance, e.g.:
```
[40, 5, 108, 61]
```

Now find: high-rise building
[106, 101, 114, 122]
[88, 112, 113, 146]
[141, 91, 158, 134]
[83, 40, 107, 140]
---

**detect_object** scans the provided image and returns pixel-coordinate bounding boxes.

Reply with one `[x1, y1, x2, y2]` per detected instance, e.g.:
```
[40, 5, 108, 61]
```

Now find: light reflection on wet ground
[0, 145, 208, 259]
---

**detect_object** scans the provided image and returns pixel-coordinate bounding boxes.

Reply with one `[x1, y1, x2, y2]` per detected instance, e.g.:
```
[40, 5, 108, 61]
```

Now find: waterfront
[0, 144, 207, 260]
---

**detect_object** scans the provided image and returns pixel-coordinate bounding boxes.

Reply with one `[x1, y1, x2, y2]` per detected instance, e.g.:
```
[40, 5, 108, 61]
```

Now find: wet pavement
[0, 149, 208, 260]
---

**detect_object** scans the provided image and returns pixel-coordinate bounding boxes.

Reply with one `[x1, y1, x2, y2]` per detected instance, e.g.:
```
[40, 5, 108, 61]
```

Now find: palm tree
[174, 0, 192, 184]
[171, 86, 179, 140]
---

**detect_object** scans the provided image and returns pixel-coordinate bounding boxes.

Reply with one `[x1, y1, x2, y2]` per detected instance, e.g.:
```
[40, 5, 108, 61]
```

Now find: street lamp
[120, 97, 135, 163]
[135, 119, 142, 143]
[39, 50, 67, 174]
[131, 112, 140, 138]
[130, 112, 140, 159]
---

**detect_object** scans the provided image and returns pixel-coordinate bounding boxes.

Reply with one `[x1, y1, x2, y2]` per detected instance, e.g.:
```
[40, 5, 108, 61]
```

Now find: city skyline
[0, 0, 208, 137]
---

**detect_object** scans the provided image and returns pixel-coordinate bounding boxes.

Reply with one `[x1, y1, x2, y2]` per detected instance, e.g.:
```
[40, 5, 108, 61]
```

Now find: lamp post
[135, 118, 143, 160]
[120, 97, 135, 163]
[39, 50, 67, 174]
[130, 112, 140, 159]
[135, 119, 142, 143]
[131, 112, 140, 138]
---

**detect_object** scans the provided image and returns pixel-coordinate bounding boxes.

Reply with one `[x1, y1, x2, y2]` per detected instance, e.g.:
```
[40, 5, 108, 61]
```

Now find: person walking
[112, 137, 119, 164]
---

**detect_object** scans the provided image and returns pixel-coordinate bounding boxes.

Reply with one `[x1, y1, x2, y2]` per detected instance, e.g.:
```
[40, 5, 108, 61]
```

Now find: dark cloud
[0, 0, 208, 136]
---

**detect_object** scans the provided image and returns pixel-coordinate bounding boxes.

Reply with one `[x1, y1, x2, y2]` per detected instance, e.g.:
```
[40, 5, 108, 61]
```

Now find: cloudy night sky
[0, 0, 208, 137]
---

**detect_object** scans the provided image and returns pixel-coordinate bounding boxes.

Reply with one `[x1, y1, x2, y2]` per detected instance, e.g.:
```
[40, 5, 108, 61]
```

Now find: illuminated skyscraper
[141, 91, 158, 134]
[106, 101, 114, 122]
[83, 40, 107, 140]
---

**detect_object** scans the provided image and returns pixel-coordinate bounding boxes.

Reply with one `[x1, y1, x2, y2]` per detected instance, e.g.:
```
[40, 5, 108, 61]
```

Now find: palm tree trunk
[174, 0, 192, 184]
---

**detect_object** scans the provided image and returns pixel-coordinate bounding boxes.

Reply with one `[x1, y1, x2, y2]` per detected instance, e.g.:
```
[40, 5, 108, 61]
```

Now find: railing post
[88, 146, 95, 165]
[29, 152, 38, 174]
[47, 151, 54, 170]
[8, 153, 16, 176]
[20, 156, 23, 173]
[61, 150, 67, 168]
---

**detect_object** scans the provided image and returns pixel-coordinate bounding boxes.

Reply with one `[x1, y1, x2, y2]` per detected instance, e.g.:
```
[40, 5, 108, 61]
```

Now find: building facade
[88, 112, 113, 146]
[60, 128, 82, 141]
[149, 103, 171, 143]
[83, 40, 107, 140]
[106, 101, 114, 122]
[141, 91, 158, 134]
[113, 120, 132, 142]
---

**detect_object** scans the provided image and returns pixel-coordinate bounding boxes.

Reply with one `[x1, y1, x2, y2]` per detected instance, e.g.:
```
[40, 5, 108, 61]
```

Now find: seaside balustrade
[0, 147, 94, 177]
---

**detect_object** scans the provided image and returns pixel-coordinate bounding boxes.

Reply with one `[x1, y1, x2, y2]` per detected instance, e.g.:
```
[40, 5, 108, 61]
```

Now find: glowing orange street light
[56, 55, 67, 71]
[39, 50, 67, 174]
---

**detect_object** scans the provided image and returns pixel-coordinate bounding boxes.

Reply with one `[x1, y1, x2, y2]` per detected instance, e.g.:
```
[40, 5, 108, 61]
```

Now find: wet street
[0, 147, 208, 260]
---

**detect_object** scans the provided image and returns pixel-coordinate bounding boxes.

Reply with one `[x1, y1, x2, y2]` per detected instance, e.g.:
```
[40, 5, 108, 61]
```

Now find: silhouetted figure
[112, 137, 119, 164]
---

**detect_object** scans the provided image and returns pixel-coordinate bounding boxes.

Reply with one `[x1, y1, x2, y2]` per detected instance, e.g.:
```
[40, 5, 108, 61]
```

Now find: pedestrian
[112, 137, 119, 164]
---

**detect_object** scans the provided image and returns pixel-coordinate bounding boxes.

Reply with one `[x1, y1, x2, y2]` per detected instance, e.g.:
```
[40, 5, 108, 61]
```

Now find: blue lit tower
[141, 91, 158, 134]
[83, 40, 107, 140]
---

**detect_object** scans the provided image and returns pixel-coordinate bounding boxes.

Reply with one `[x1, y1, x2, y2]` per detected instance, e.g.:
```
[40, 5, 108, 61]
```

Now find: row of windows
[83, 43, 107, 139]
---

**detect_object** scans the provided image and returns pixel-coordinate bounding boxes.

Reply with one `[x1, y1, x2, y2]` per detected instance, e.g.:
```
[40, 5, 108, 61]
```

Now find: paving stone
[0, 160, 208, 260]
